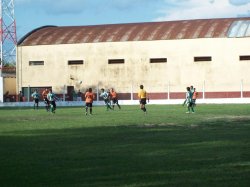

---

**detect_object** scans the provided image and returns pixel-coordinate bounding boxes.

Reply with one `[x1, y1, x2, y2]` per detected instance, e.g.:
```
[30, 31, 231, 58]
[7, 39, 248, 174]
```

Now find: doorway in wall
[67, 86, 75, 101]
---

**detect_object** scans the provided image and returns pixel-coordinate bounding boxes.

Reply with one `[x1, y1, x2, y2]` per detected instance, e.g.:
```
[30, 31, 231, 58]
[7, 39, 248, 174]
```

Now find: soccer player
[47, 89, 57, 113]
[190, 85, 194, 98]
[100, 88, 113, 111]
[192, 88, 198, 107]
[85, 88, 95, 115]
[138, 85, 147, 114]
[31, 89, 39, 110]
[110, 88, 121, 110]
[42, 88, 50, 111]
[185, 87, 194, 113]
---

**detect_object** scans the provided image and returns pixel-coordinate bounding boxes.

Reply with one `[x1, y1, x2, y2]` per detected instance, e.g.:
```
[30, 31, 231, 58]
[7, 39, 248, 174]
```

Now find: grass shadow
[0, 122, 250, 187]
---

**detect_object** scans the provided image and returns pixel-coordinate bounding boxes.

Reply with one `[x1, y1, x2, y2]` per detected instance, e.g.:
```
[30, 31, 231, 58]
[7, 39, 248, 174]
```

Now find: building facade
[17, 18, 250, 100]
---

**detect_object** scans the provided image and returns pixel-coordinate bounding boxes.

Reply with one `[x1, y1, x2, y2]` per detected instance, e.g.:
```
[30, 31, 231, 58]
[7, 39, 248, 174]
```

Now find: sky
[14, 0, 250, 40]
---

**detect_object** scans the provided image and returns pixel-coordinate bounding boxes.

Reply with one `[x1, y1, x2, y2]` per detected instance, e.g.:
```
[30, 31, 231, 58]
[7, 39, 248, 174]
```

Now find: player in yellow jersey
[138, 85, 147, 114]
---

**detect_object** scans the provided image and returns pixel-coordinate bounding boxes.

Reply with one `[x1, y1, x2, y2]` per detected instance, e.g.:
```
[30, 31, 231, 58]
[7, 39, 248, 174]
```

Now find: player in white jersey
[100, 88, 113, 111]
[31, 89, 39, 110]
[47, 89, 57, 113]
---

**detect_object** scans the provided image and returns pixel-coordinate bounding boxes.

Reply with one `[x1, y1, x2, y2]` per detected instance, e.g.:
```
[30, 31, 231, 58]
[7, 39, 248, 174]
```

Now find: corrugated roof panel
[120, 25, 137, 41]
[128, 25, 145, 41]
[68, 30, 82, 43]
[176, 21, 191, 39]
[228, 21, 241, 37]
[218, 20, 232, 37]
[169, 22, 184, 39]
[205, 22, 218, 37]
[159, 23, 176, 40]
[60, 28, 80, 44]
[146, 23, 165, 40]
[28, 29, 50, 45]
[84, 26, 102, 43]
[100, 26, 121, 42]
[108, 25, 128, 42]
[238, 21, 249, 37]
[80, 28, 93, 43]
[133, 24, 151, 41]
[18, 17, 250, 46]
[245, 22, 250, 36]
[213, 20, 227, 37]
[190, 20, 206, 38]
[93, 27, 109, 42]
[227, 20, 250, 37]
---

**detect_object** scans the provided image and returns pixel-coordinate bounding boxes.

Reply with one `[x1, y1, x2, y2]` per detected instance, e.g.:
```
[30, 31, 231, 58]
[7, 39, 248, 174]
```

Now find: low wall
[1, 98, 250, 107]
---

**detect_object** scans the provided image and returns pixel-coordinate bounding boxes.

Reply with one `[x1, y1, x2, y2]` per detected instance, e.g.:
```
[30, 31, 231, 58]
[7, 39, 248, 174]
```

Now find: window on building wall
[194, 56, 212, 62]
[150, 58, 167, 63]
[29, 61, 44, 66]
[239, 55, 250, 61]
[108, 59, 125, 64]
[68, 60, 84, 65]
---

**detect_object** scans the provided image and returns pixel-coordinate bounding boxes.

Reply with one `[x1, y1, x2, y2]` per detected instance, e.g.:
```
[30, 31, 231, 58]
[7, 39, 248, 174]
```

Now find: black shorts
[140, 98, 147, 105]
[112, 98, 118, 104]
[44, 98, 49, 104]
[86, 103, 93, 107]
[34, 98, 39, 104]
[50, 101, 56, 108]
[104, 99, 110, 104]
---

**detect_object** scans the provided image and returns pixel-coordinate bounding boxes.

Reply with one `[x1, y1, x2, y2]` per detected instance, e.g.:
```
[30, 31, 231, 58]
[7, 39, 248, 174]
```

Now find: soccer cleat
[85, 112, 88, 115]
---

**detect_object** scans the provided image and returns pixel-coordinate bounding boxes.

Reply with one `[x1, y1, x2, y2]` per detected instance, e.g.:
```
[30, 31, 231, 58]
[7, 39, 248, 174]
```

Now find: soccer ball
[79, 81, 82, 84]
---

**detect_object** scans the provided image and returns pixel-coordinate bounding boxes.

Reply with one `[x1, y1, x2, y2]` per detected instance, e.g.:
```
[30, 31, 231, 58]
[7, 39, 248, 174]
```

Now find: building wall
[4, 77, 16, 95]
[17, 37, 250, 98]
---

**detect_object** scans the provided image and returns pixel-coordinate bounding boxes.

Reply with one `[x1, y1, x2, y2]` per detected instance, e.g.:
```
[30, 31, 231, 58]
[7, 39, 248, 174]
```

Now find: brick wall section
[15, 91, 250, 102]
[118, 92, 250, 100]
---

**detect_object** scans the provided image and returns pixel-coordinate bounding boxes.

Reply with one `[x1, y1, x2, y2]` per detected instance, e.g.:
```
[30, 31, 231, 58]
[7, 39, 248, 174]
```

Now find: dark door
[67, 86, 74, 101]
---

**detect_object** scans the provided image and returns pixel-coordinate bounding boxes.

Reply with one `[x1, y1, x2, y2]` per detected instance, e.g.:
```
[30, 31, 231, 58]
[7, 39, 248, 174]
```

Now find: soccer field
[0, 104, 250, 187]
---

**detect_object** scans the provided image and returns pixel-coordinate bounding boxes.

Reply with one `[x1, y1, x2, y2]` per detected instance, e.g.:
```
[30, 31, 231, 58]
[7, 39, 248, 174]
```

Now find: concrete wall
[4, 77, 16, 95]
[17, 37, 250, 97]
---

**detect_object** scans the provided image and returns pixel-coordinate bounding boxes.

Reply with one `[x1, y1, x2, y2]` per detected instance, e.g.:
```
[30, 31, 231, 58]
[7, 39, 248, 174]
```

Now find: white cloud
[15, 0, 32, 4]
[16, 0, 87, 15]
[155, 0, 250, 21]
[229, 0, 250, 5]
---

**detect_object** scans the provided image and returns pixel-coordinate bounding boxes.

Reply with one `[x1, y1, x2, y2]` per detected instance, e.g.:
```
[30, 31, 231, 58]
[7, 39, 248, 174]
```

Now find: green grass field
[0, 104, 250, 187]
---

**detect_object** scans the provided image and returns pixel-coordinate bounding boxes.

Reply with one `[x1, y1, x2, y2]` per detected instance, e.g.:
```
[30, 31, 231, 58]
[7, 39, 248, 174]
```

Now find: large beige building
[17, 17, 250, 100]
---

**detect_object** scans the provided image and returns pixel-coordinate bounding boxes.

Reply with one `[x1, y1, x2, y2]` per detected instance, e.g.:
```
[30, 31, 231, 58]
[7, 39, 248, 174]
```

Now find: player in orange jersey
[85, 88, 95, 115]
[110, 88, 121, 110]
[192, 88, 198, 107]
[42, 88, 50, 111]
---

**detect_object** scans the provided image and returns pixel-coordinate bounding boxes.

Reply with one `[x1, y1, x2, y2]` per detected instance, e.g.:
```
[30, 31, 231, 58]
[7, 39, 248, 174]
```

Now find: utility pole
[0, 0, 17, 102]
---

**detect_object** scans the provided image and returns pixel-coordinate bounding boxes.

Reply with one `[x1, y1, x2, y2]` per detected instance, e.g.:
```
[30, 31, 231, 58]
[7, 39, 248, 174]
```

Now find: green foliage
[0, 104, 250, 187]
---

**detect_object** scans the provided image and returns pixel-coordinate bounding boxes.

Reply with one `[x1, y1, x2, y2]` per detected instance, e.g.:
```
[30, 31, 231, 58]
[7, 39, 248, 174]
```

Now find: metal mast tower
[0, 0, 17, 68]
[0, 0, 17, 102]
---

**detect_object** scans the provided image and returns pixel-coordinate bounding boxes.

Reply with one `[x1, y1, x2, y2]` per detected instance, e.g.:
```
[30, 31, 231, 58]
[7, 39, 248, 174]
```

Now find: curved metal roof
[18, 17, 250, 46]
